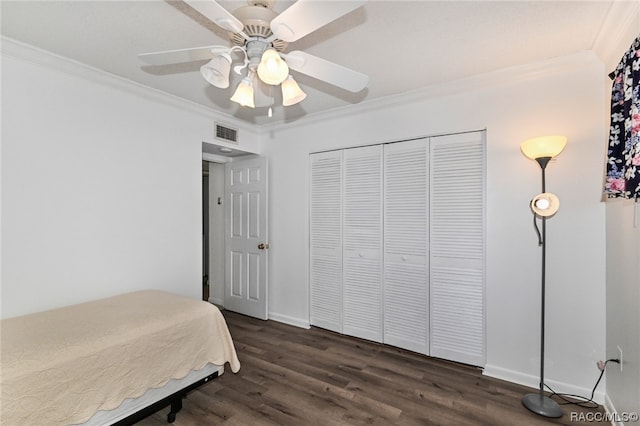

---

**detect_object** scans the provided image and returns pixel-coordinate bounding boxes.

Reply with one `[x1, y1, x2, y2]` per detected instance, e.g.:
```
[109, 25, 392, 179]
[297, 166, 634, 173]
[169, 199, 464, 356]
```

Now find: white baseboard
[211, 303, 309, 329]
[267, 312, 310, 329]
[604, 394, 623, 426]
[483, 364, 606, 405]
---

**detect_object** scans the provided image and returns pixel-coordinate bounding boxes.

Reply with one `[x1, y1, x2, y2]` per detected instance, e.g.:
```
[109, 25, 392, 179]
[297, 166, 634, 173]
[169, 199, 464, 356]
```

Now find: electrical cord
[533, 213, 543, 245]
[543, 359, 620, 408]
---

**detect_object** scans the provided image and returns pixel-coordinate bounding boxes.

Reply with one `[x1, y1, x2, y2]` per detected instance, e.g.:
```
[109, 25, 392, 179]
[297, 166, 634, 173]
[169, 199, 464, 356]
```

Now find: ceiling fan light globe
[257, 49, 289, 85]
[281, 76, 306, 106]
[200, 54, 232, 88]
[230, 77, 255, 108]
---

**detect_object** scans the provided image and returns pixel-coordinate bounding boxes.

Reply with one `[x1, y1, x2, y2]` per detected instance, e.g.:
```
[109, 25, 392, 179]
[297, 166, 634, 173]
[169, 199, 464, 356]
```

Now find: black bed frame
[112, 370, 219, 425]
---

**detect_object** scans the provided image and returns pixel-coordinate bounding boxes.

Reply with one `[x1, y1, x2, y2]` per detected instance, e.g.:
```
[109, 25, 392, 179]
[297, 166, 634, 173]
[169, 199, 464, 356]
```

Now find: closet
[309, 131, 485, 367]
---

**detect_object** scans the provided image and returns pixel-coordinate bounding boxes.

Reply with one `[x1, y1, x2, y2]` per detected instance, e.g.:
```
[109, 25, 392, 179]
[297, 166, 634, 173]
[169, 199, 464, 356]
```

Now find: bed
[1, 290, 241, 425]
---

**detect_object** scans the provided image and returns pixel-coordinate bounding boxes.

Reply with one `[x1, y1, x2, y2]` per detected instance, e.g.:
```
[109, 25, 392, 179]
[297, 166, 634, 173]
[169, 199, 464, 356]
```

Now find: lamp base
[522, 393, 563, 418]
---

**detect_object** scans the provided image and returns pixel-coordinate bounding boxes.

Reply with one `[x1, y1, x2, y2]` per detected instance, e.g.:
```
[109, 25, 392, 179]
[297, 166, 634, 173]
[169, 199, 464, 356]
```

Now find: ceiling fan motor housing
[245, 40, 270, 69]
[248, 0, 275, 8]
[230, 4, 287, 51]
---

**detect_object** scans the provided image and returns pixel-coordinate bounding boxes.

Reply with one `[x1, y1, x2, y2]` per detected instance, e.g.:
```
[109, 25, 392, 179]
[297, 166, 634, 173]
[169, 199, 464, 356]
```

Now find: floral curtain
[605, 34, 640, 199]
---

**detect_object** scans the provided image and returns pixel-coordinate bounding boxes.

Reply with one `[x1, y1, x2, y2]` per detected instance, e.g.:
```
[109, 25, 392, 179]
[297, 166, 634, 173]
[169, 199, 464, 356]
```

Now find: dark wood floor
[136, 310, 605, 425]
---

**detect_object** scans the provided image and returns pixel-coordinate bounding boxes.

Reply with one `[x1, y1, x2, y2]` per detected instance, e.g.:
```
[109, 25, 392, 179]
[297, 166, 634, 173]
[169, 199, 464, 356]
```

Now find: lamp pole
[521, 156, 563, 418]
[538, 156, 549, 404]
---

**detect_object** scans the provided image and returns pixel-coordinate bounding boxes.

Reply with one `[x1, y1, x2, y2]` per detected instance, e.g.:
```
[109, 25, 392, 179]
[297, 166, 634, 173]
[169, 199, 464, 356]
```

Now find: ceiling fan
[138, 0, 369, 110]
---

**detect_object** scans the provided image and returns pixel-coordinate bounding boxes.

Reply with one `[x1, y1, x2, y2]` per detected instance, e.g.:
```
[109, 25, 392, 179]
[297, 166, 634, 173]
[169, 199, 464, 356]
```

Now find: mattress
[1, 290, 241, 426]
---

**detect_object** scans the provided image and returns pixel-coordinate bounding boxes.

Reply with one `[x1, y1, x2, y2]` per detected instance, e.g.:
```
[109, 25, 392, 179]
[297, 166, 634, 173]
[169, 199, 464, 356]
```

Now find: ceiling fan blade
[138, 45, 229, 65]
[284, 51, 368, 93]
[184, 0, 244, 33]
[270, 0, 366, 42]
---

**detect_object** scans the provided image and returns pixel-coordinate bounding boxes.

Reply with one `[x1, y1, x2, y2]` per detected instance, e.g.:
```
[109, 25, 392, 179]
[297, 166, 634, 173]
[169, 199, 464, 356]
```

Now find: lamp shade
[520, 136, 567, 160]
[281, 75, 307, 106]
[200, 54, 232, 88]
[530, 192, 560, 217]
[257, 49, 289, 85]
[230, 77, 255, 108]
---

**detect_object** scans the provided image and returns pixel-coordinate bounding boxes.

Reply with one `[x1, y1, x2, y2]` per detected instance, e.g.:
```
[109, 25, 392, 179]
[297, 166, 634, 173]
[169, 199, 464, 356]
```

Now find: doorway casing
[202, 141, 268, 320]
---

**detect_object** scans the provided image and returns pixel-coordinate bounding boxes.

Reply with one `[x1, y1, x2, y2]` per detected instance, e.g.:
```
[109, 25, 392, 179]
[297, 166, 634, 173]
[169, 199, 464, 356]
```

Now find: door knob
[258, 243, 270, 250]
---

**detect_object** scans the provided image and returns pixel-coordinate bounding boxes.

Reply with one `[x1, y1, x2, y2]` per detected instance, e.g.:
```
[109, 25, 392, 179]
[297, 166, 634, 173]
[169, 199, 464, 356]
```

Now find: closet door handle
[258, 243, 270, 250]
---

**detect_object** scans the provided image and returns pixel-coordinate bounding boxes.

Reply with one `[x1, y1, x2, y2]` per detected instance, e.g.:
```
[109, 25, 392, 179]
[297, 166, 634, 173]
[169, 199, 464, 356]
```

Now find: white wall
[605, 199, 640, 417]
[597, 13, 640, 417]
[261, 51, 608, 399]
[0, 39, 257, 318]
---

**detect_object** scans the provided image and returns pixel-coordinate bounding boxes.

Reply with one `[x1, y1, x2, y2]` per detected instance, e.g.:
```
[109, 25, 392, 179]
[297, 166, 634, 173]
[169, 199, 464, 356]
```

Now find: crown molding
[1, 35, 608, 141]
[262, 50, 602, 133]
[0, 36, 260, 140]
[592, 0, 640, 70]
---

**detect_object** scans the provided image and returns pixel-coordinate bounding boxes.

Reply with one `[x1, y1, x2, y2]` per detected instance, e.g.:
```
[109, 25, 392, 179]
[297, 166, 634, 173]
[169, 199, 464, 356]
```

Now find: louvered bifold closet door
[429, 131, 486, 366]
[309, 151, 343, 333]
[343, 145, 383, 342]
[383, 140, 429, 354]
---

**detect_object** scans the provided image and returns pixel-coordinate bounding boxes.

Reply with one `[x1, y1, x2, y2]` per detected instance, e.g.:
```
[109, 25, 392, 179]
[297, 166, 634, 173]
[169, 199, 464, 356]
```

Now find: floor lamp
[520, 135, 566, 418]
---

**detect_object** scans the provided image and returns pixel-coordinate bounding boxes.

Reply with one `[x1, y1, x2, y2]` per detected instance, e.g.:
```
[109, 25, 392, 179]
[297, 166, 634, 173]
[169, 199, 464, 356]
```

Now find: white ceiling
[0, 1, 625, 126]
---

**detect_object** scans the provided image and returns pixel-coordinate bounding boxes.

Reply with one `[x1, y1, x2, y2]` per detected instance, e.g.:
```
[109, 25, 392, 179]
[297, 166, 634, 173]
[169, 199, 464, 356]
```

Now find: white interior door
[309, 150, 343, 333]
[342, 145, 383, 343]
[383, 139, 429, 354]
[224, 156, 268, 320]
[429, 131, 485, 366]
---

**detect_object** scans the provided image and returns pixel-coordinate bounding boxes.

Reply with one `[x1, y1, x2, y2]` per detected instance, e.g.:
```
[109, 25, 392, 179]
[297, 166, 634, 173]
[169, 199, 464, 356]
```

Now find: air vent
[215, 123, 238, 144]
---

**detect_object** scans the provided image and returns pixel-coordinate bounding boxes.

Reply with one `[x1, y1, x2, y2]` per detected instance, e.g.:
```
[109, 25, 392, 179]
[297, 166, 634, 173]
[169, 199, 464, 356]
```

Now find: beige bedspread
[1, 290, 240, 425]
